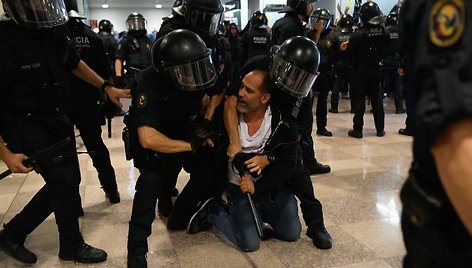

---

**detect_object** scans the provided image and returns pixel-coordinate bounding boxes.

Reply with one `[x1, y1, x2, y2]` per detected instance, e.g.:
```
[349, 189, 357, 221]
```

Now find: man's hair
[252, 69, 272, 95]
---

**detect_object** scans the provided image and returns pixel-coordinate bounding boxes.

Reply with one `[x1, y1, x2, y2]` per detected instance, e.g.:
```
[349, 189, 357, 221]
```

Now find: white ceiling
[86, 0, 175, 9]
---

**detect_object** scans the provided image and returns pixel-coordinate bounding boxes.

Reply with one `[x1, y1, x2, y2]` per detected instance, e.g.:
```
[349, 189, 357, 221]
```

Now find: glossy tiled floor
[0, 97, 411, 267]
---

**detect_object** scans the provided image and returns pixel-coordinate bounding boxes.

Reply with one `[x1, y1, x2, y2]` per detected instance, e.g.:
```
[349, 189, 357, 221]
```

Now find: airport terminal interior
[0, 97, 408, 267]
[0, 0, 410, 267]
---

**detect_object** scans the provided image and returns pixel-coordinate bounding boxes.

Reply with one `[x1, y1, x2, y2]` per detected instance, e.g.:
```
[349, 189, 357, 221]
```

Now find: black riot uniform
[306, 8, 336, 136]
[271, 0, 331, 175]
[345, 2, 389, 138]
[399, 0, 472, 267]
[115, 12, 152, 87]
[382, 13, 405, 114]
[126, 29, 227, 267]
[240, 11, 272, 66]
[98, 19, 118, 72]
[154, 0, 226, 217]
[331, 14, 354, 112]
[227, 36, 332, 249]
[65, 9, 120, 203]
[0, 0, 108, 264]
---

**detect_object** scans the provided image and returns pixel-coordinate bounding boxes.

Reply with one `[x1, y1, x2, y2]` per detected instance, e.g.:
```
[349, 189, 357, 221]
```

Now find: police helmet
[153, 29, 217, 92]
[385, 13, 399, 26]
[359, 1, 385, 25]
[173, 0, 224, 36]
[64, 0, 85, 19]
[308, 8, 331, 31]
[126, 12, 147, 31]
[250, 11, 268, 29]
[99, 19, 113, 33]
[2, 0, 69, 28]
[337, 14, 354, 33]
[270, 36, 320, 98]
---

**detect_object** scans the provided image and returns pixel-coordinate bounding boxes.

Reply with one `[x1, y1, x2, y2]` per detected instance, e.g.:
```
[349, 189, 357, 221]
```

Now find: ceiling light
[101, 1, 109, 8]
[155, 4, 162, 8]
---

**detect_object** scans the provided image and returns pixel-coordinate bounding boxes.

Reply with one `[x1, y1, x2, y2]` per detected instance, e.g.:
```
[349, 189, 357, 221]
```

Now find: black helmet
[153, 29, 217, 91]
[173, 0, 224, 36]
[99, 19, 113, 33]
[270, 36, 320, 98]
[280, 0, 306, 15]
[2, 0, 69, 28]
[385, 13, 399, 26]
[308, 8, 331, 31]
[250, 11, 268, 29]
[360, 1, 385, 25]
[126, 12, 147, 31]
[337, 14, 354, 33]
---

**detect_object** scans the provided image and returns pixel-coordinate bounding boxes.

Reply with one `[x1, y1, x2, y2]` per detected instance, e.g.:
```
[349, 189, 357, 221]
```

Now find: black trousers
[332, 62, 353, 109]
[290, 149, 325, 229]
[0, 112, 84, 255]
[314, 72, 334, 130]
[351, 67, 385, 131]
[298, 94, 319, 166]
[382, 69, 404, 111]
[127, 170, 162, 258]
[67, 103, 117, 194]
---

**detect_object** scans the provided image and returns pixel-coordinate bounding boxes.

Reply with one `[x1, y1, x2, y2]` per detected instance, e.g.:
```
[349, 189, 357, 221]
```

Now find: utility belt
[400, 164, 453, 228]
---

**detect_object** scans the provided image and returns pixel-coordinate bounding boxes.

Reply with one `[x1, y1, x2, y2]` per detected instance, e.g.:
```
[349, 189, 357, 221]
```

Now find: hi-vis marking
[429, 0, 465, 47]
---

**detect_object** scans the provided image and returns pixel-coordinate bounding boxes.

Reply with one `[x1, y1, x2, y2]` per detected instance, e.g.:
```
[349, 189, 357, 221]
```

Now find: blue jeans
[209, 183, 301, 251]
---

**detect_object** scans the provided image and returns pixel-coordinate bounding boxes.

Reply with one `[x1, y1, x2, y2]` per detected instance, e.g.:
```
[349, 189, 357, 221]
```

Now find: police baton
[0, 137, 72, 181]
[232, 155, 264, 238]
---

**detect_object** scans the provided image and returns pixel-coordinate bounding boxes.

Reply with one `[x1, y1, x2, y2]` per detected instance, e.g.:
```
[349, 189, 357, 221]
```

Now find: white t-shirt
[228, 106, 272, 185]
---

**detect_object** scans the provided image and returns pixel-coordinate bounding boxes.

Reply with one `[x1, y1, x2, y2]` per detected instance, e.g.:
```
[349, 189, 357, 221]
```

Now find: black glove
[115, 76, 126, 88]
[233, 152, 258, 178]
[187, 116, 213, 153]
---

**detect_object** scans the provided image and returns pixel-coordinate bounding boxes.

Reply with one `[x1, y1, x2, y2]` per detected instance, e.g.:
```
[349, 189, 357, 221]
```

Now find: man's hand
[340, 40, 349, 51]
[245, 155, 269, 176]
[238, 175, 255, 194]
[104, 86, 131, 108]
[4, 153, 33, 174]
[227, 143, 242, 158]
[398, 68, 406, 76]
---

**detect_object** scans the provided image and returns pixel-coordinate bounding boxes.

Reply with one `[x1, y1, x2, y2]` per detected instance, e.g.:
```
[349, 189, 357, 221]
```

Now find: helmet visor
[308, 16, 329, 30]
[188, 10, 222, 36]
[164, 51, 217, 91]
[126, 18, 147, 31]
[7, 0, 68, 28]
[270, 54, 319, 98]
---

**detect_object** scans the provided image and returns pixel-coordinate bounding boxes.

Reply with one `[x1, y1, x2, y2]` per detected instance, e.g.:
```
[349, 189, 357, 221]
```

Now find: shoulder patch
[429, 0, 465, 47]
[137, 92, 147, 108]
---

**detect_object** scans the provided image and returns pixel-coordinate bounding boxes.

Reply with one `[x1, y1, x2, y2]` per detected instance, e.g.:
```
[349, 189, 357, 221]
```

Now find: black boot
[59, 243, 107, 263]
[306, 227, 333, 249]
[0, 230, 37, 264]
[128, 255, 148, 268]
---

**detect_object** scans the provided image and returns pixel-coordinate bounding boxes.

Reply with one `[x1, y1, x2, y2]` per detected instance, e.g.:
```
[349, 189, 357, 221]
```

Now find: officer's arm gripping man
[137, 126, 193, 153]
[430, 119, 472, 235]
[72, 60, 131, 106]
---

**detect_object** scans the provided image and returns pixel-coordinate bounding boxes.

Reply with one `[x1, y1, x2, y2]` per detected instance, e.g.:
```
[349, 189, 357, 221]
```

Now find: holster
[400, 167, 452, 227]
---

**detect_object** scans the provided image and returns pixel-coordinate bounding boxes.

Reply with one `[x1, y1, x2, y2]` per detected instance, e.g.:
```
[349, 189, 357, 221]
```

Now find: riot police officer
[341, 1, 389, 138]
[64, 1, 120, 204]
[306, 8, 337, 137]
[98, 19, 118, 72]
[115, 12, 152, 87]
[126, 29, 226, 268]
[270, 0, 330, 175]
[382, 12, 405, 114]
[225, 36, 333, 250]
[331, 14, 355, 113]
[155, 0, 227, 216]
[240, 11, 272, 66]
[400, 0, 472, 266]
[0, 0, 129, 264]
